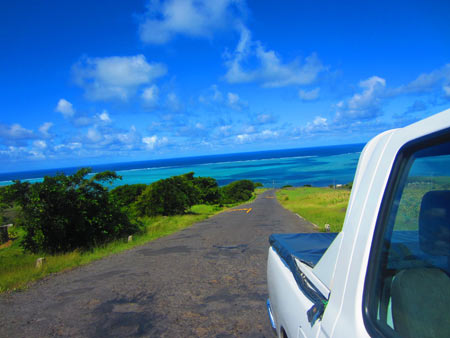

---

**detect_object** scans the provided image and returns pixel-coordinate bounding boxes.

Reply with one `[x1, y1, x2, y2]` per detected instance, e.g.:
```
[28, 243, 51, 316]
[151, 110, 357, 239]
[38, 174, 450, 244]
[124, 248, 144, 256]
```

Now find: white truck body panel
[267, 108, 450, 338]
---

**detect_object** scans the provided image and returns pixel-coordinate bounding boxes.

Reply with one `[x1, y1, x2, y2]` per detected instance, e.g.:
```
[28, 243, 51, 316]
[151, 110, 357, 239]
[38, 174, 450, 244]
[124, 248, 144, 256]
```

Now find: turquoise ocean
[0, 143, 364, 188]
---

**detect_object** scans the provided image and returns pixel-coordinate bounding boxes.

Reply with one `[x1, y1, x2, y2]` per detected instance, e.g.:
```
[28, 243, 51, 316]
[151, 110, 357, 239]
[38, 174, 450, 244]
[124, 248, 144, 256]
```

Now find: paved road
[0, 190, 316, 338]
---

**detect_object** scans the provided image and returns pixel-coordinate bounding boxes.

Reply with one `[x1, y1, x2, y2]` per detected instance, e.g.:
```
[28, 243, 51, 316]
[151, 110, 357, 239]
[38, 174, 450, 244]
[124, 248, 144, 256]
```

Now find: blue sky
[0, 0, 449, 173]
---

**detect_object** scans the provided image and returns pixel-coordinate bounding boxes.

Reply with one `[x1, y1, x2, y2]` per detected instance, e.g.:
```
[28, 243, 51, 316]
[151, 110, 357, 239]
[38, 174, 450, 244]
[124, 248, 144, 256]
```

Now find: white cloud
[444, 85, 450, 98]
[235, 128, 279, 144]
[224, 26, 325, 87]
[73, 55, 167, 101]
[304, 116, 328, 133]
[87, 127, 102, 142]
[299, 87, 320, 101]
[98, 110, 111, 123]
[166, 92, 182, 111]
[141, 84, 159, 106]
[55, 99, 75, 117]
[0, 123, 34, 144]
[336, 76, 386, 121]
[199, 85, 246, 110]
[139, 0, 245, 44]
[73, 116, 92, 127]
[256, 113, 276, 124]
[39, 122, 53, 137]
[29, 150, 45, 159]
[33, 140, 47, 149]
[218, 125, 232, 135]
[142, 135, 168, 149]
[261, 129, 278, 138]
[236, 133, 251, 143]
[118, 125, 140, 146]
[391, 64, 450, 96]
[243, 125, 255, 133]
[54, 142, 82, 151]
[227, 92, 239, 105]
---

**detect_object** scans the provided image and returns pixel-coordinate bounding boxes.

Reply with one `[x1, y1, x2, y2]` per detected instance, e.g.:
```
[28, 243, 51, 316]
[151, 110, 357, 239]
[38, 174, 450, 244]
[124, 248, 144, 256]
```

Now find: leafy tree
[135, 172, 222, 216]
[193, 176, 220, 204]
[7, 168, 138, 253]
[110, 184, 147, 207]
[221, 179, 255, 204]
[136, 175, 197, 216]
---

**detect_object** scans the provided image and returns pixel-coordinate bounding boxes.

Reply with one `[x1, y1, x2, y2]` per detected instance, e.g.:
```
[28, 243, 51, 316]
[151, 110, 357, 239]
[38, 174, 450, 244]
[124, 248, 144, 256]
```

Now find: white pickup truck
[267, 109, 450, 338]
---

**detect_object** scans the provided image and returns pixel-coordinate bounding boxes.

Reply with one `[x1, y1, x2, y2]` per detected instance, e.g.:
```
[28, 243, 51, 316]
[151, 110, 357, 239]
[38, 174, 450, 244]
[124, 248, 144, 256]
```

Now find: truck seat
[390, 190, 450, 338]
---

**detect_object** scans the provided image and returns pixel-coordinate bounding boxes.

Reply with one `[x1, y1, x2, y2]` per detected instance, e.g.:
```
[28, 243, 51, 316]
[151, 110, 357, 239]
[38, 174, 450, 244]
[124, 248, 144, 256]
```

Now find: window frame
[362, 127, 450, 337]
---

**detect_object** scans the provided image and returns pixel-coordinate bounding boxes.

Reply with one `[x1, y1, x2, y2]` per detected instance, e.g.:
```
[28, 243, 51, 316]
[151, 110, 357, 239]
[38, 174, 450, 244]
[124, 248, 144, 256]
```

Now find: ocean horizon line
[0, 143, 365, 187]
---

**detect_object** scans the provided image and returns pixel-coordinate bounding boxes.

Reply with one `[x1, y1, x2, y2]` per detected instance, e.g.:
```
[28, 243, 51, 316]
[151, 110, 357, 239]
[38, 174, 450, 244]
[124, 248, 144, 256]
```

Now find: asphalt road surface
[0, 190, 316, 338]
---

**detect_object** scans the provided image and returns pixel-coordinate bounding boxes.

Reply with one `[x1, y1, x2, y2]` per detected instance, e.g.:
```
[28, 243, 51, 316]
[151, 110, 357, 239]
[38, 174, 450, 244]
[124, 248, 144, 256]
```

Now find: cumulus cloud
[199, 85, 246, 111]
[218, 125, 232, 136]
[299, 87, 320, 101]
[336, 76, 386, 121]
[139, 0, 245, 44]
[303, 116, 328, 133]
[224, 26, 325, 87]
[256, 113, 276, 124]
[235, 128, 279, 144]
[390, 63, 450, 96]
[142, 135, 169, 149]
[39, 122, 53, 137]
[260, 129, 278, 138]
[33, 140, 47, 149]
[444, 85, 450, 98]
[236, 133, 251, 143]
[86, 127, 102, 142]
[0, 123, 35, 145]
[72, 55, 167, 101]
[166, 92, 182, 112]
[199, 85, 223, 103]
[227, 92, 239, 105]
[141, 84, 159, 106]
[98, 110, 112, 123]
[117, 126, 140, 147]
[55, 98, 75, 117]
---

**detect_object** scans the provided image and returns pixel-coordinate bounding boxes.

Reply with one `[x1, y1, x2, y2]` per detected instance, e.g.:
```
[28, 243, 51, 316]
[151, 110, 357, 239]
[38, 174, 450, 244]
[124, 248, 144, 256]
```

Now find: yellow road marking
[264, 196, 275, 199]
[225, 208, 252, 214]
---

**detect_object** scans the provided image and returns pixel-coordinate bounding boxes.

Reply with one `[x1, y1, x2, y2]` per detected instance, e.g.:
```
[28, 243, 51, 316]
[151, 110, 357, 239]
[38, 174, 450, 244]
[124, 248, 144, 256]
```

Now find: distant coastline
[0, 143, 365, 188]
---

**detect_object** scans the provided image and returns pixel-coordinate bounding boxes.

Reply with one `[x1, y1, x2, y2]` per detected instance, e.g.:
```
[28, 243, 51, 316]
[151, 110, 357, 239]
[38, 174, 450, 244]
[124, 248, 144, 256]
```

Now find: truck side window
[365, 138, 450, 338]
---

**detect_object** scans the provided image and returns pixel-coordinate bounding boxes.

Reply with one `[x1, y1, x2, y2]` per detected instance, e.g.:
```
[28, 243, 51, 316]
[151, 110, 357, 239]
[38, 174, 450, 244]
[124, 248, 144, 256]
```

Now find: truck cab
[267, 108, 450, 337]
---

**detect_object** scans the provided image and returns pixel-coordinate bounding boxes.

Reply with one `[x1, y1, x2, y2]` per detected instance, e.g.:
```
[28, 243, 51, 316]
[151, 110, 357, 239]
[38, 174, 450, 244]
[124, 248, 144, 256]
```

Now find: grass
[276, 187, 351, 232]
[254, 187, 269, 196]
[0, 204, 225, 293]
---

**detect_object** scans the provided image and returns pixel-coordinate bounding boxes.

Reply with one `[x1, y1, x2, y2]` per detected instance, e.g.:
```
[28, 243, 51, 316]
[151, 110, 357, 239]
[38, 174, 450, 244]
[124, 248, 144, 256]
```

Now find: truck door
[363, 131, 450, 337]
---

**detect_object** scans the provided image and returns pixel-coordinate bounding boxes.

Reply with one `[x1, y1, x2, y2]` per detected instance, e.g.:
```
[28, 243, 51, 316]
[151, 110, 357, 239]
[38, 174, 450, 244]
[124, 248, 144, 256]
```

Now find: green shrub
[110, 184, 147, 207]
[193, 176, 220, 204]
[135, 172, 224, 216]
[136, 174, 197, 216]
[6, 168, 138, 254]
[221, 179, 255, 204]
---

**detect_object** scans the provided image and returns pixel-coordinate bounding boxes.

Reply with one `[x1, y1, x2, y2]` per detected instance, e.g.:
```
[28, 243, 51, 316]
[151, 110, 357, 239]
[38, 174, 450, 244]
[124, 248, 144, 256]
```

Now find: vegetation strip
[0, 169, 261, 293]
[276, 186, 351, 232]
